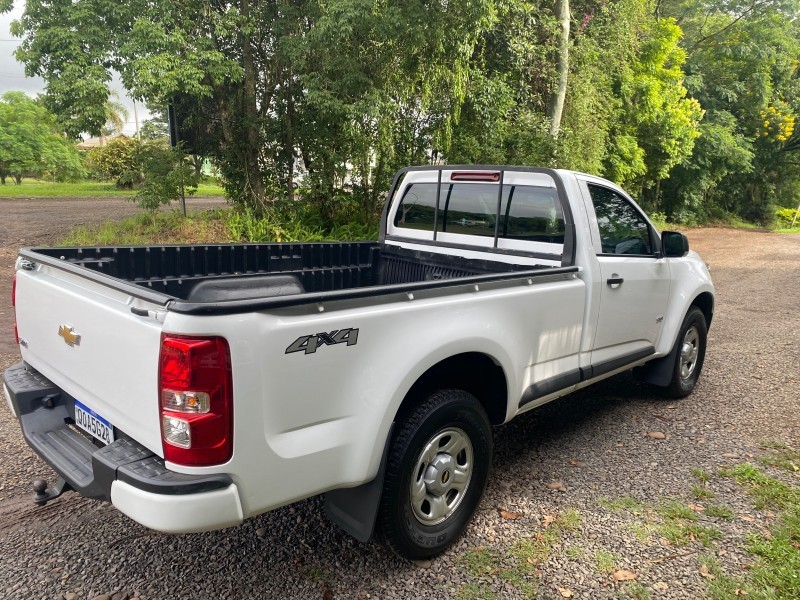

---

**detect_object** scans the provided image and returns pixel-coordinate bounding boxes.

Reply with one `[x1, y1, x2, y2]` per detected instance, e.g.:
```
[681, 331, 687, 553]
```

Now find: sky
[0, 1, 150, 136]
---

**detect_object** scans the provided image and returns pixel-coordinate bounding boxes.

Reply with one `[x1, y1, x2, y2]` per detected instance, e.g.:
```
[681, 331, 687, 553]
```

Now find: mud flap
[324, 425, 392, 543]
[634, 339, 680, 387]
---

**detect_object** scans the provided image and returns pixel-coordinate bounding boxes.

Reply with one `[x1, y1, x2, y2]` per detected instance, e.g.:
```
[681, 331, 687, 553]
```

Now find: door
[583, 182, 671, 372]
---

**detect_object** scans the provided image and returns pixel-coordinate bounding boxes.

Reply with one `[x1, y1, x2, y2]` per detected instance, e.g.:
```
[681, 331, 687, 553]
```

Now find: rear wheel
[379, 389, 492, 560]
[666, 307, 708, 398]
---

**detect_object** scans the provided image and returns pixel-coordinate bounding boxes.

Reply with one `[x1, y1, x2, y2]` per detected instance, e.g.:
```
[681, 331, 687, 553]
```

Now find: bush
[775, 207, 800, 228]
[133, 141, 198, 215]
[85, 137, 141, 188]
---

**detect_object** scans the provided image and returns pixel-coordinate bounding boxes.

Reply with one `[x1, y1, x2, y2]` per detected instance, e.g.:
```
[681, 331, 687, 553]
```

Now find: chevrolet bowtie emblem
[58, 325, 81, 347]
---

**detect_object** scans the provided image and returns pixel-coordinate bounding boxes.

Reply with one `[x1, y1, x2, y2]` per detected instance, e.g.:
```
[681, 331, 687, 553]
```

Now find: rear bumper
[2, 362, 244, 533]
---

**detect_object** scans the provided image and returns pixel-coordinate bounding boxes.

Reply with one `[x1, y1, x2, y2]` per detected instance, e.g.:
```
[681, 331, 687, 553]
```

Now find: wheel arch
[395, 352, 509, 427]
[691, 291, 714, 328]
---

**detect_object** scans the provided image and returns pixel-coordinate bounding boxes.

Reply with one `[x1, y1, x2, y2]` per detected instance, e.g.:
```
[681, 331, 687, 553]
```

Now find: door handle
[606, 275, 624, 288]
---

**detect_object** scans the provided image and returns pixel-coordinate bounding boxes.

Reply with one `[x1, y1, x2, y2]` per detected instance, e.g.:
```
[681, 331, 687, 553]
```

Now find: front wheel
[378, 389, 492, 560]
[666, 307, 708, 398]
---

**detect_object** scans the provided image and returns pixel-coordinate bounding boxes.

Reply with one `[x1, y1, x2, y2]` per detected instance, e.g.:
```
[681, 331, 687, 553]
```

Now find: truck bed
[23, 242, 576, 314]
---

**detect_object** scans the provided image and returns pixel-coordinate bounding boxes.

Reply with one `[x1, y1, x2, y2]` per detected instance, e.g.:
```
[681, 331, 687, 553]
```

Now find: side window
[588, 184, 653, 255]
[393, 183, 438, 231]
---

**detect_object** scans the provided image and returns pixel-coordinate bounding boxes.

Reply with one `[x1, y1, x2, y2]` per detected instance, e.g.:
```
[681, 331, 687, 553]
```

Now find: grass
[594, 550, 619, 574]
[455, 510, 582, 597]
[692, 485, 715, 500]
[704, 504, 734, 520]
[598, 496, 646, 514]
[658, 500, 699, 521]
[658, 521, 721, 547]
[718, 463, 800, 510]
[60, 210, 230, 246]
[454, 582, 498, 600]
[701, 463, 800, 599]
[622, 581, 652, 599]
[61, 201, 379, 247]
[757, 442, 800, 473]
[565, 546, 583, 559]
[691, 467, 711, 485]
[599, 495, 724, 548]
[0, 178, 226, 198]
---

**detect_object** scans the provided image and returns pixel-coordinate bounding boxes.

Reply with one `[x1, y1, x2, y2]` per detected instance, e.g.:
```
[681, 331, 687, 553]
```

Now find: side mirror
[662, 231, 689, 257]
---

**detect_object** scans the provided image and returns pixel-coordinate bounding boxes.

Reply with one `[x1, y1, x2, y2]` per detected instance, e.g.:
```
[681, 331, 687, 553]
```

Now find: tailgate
[14, 261, 165, 455]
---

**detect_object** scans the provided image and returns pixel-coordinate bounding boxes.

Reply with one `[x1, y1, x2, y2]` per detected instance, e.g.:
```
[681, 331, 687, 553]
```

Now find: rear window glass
[393, 183, 438, 231]
[393, 182, 565, 243]
[439, 183, 498, 237]
[500, 186, 565, 243]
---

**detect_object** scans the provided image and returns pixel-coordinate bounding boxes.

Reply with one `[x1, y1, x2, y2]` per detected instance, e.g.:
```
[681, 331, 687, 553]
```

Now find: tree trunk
[240, 0, 264, 206]
[284, 70, 295, 202]
[654, 179, 661, 211]
[547, 0, 570, 138]
[14, 174, 22, 185]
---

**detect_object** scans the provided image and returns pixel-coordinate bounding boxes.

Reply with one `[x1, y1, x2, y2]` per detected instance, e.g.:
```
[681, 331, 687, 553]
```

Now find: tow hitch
[32, 478, 71, 506]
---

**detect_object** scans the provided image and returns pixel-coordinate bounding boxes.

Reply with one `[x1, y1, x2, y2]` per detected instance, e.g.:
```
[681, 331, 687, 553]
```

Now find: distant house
[76, 133, 129, 150]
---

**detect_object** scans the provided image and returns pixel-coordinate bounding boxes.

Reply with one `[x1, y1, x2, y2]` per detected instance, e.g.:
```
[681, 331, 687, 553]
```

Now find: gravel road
[0, 203, 798, 599]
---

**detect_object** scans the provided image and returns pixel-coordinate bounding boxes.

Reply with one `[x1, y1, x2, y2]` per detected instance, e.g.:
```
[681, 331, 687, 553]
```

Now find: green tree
[0, 91, 85, 184]
[133, 140, 198, 218]
[605, 17, 703, 200]
[8, 0, 492, 215]
[139, 108, 169, 141]
[660, 0, 800, 223]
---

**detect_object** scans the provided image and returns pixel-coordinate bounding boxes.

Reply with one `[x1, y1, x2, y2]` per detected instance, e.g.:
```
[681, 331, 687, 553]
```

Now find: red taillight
[158, 334, 233, 466]
[12, 274, 19, 347]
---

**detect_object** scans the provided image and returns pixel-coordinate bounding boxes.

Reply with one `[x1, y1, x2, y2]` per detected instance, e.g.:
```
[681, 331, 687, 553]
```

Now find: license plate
[74, 400, 114, 445]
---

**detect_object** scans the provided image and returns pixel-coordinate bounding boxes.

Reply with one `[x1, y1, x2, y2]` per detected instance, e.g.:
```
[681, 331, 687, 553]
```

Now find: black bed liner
[23, 242, 577, 315]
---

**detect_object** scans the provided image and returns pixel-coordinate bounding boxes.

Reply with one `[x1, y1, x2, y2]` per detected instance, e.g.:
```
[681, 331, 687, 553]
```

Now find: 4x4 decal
[286, 328, 359, 355]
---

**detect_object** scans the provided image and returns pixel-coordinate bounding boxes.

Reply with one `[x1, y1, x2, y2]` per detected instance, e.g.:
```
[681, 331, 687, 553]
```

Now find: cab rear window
[393, 182, 565, 243]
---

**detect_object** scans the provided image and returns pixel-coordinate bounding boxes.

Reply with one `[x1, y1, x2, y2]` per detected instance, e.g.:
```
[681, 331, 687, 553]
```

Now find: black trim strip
[519, 369, 581, 408]
[517, 347, 656, 409]
[167, 266, 579, 315]
[493, 170, 505, 247]
[584, 347, 655, 380]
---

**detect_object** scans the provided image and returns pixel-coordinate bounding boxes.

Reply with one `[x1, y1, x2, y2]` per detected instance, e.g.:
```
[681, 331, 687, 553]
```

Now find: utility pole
[133, 99, 140, 139]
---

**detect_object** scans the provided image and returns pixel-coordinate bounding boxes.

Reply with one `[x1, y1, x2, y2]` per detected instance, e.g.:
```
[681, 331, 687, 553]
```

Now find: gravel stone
[0, 219, 798, 599]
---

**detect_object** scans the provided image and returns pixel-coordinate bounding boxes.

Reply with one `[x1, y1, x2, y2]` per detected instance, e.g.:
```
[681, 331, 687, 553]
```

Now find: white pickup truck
[4, 166, 714, 559]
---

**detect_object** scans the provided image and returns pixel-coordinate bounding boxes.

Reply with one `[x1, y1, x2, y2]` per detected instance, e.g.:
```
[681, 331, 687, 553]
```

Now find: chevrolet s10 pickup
[3, 166, 714, 559]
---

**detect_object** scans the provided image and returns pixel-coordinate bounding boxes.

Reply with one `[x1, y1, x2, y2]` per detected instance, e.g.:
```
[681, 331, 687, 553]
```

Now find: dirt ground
[0, 203, 798, 599]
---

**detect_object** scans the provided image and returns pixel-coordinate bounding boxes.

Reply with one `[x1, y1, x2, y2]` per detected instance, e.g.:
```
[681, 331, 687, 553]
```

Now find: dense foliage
[0, 92, 85, 184]
[86, 136, 199, 212]
[5, 0, 800, 224]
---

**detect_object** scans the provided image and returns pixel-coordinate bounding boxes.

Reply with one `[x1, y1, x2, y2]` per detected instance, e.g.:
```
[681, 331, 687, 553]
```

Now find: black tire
[378, 389, 492, 560]
[666, 307, 708, 398]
